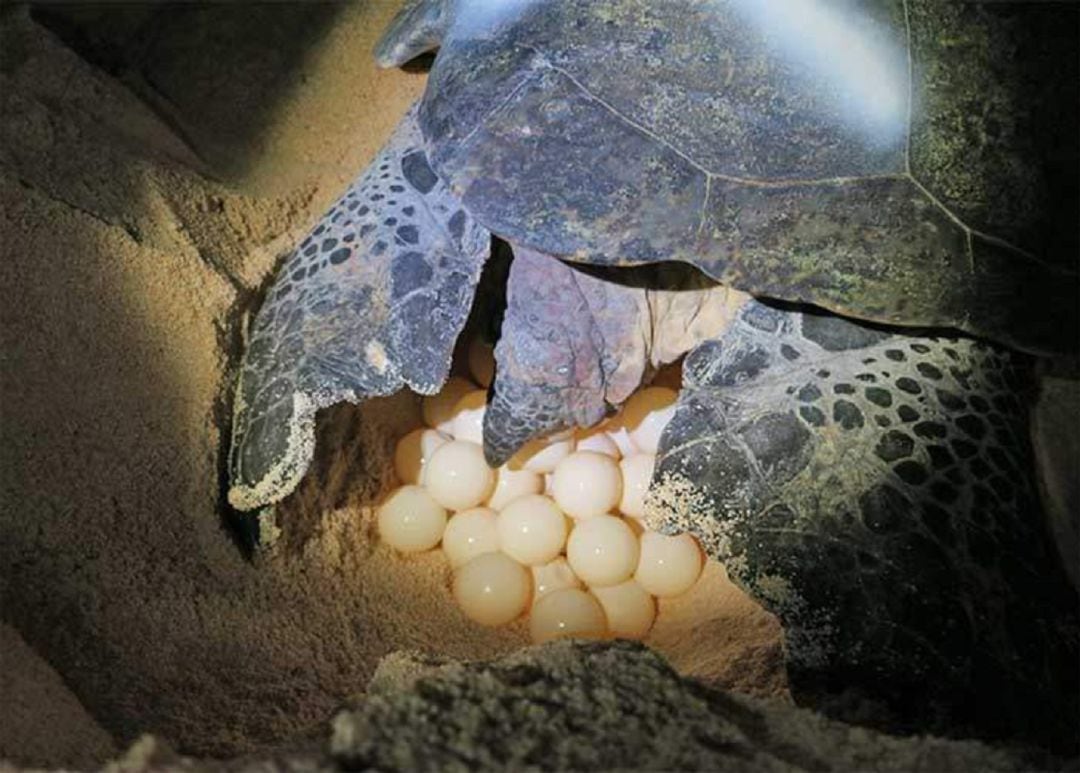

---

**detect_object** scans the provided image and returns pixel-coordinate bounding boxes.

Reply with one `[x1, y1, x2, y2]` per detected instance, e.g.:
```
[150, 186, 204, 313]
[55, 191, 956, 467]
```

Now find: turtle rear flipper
[228, 105, 489, 511]
[649, 300, 1079, 750]
[482, 246, 646, 466]
[482, 246, 743, 466]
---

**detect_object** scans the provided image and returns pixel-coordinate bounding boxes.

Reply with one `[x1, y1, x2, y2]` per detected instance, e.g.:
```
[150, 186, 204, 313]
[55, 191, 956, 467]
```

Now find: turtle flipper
[228, 105, 490, 510]
[481, 247, 643, 465]
[374, 0, 452, 68]
[482, 247, 742, 466]
[648, 300, 1079, 749]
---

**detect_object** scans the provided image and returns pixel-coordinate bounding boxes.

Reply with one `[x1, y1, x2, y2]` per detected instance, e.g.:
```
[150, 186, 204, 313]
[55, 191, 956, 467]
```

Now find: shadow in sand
[0, 2, 457, 761]
[28, 2, 351, 187]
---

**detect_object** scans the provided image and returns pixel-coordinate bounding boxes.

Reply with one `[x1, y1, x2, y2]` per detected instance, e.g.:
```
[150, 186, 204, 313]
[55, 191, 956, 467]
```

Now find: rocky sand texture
[333, 641, 1031, 772]
[104, 641, 1042, 772]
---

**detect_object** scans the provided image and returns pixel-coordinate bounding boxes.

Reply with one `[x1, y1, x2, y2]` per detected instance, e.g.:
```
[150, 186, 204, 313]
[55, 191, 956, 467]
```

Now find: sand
[331, 641, 1026, 772]
[0, 4, 785, 767]
[91, 642, 1037, 772]
[0, 624, 116, 767]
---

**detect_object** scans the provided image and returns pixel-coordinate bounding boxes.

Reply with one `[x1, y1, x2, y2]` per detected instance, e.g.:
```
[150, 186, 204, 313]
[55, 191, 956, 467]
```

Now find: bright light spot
[450, 0, 538, 38]
[722, 0, 907, 144]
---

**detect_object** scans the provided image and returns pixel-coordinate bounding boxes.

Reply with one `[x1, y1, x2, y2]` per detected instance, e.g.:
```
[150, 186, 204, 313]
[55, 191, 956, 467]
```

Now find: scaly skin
[228, 106, 489, 510]
[650, 300, 1079, 751]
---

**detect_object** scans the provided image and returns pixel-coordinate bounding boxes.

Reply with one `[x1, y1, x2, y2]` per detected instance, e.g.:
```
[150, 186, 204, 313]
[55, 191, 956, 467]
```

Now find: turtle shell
[380, 0, 1078, 355]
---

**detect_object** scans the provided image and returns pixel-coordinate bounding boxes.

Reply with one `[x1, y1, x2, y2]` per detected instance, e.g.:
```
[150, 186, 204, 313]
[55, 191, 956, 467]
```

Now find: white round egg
[591, 580, 656, 640]
[623, 515, 646, 537]
[441, 507, 499, 568]
[486, 465, 543, 510]
[566, 514, 640, 587]
[421, 376, 475, 434]
[531, 557, 583, 602]
[634, 531, 704, 597]
[468, 338, 496, 388]
[551, 451, 622, 520]
[575, 425, 621, 459]
[621, 386, 677, 454]
[603, 418, 639, 457]
[452, 552, 532, 626]
[496, 495, 567, 566]
[450, 389, 487, 444]
[424, 440, 495, 511]
[393, 427, 450, 485]
[377, 485, 447, 553]
[508, 433, 575, 473]
[618, 454, 655, 519]
[529, 588, 607, 643]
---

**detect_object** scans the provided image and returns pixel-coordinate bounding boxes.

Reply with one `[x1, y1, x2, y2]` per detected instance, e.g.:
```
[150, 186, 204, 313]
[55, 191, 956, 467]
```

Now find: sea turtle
[227, 0, 1079, 752]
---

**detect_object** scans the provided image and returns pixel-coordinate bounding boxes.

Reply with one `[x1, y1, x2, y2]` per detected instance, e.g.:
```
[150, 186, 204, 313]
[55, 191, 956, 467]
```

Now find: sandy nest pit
[0, 4, 791, 767]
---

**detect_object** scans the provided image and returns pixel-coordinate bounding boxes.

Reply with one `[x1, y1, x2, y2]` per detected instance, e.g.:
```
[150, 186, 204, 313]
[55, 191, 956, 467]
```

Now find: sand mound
[101, 642, 1037, 773]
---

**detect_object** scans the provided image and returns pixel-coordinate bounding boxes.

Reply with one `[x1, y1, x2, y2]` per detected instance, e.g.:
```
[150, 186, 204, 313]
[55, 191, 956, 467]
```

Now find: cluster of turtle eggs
[377, 341, 705, 643]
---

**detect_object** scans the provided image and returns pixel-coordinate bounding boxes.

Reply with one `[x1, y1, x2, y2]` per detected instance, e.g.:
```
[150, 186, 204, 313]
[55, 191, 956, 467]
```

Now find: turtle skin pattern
[649, 300, 1079, 750]
[228, 107, 490, 510]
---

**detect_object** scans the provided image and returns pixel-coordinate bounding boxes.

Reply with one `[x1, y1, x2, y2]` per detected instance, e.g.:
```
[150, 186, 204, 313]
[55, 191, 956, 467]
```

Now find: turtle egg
[393, 427, 450, 485]
[421, 376, 475, 433]
[450, 389, 487, 444]
[622, 386, 677, 454]
[377, 485, 447, 553]
[424, 440, 495, 511]
[591, 579, 656, 640]
[603, 418, 639, 457]
[575, 425, 621, 459]
[532, 557, 583, 602]
[486, 465, 543, 510]
[566, 514, 640, 587]
[623, 515, 646, 537]
[442, 507, 499, 568]
[452, 552, 532, 626]
[509, 433, 575, 473]
[551, 451, 622, 520]
[634, 532, 704, 598]
[468, 338, 496, 388]
[618, 454, 655, 519]
[529, 588, 607, 643]
[496, 494, 567, 566]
